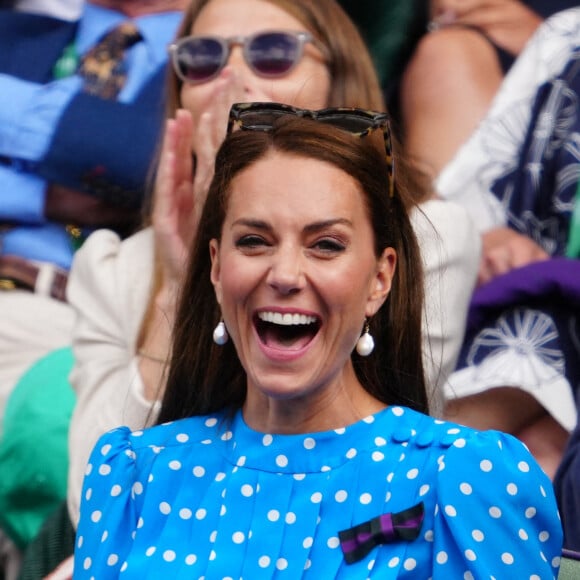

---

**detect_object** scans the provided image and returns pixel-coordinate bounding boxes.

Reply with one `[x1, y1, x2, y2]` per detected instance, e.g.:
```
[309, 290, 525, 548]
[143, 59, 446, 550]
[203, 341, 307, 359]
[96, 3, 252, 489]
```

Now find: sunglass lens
[175, 37, 224, 82]
[236, 110, 288, 130]
[318, 113, 375, 133]
[248, 32, 300, 77]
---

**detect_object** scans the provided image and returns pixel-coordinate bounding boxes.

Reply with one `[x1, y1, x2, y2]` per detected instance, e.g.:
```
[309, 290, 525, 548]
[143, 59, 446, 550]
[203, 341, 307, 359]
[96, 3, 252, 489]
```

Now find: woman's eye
[312, 238, 346, 253]
[235, 235, 269, 249]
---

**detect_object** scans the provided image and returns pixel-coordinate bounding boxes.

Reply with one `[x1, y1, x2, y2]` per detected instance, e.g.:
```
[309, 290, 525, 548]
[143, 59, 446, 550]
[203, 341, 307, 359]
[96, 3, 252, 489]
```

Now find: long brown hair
[157, 117, 427, 424]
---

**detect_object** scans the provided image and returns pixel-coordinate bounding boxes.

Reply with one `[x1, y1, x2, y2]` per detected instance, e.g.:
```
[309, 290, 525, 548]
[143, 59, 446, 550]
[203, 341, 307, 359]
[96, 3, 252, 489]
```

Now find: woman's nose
[266, 249, 305, 295]
[222, 47, 251, 81]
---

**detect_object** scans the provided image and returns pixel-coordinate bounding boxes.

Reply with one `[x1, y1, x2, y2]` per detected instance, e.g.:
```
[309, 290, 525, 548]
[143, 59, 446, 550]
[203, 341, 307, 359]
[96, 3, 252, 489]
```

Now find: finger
[211, 69, 245, 145]
[176, 108, 194, 156]
[174, 109, 194, 185]
[153, 118, 178, 218]
[194, 73, 240, 182]
[192, 109, 216, 211]
[485, 246, 512, 278]
[477, 258, 493, 286]
[510, 240, 549, 269]
[173, 112, 196, 224]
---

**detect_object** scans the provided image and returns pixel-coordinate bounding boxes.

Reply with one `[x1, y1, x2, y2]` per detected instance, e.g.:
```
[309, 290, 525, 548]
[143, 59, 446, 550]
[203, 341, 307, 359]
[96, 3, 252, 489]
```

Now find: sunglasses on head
[169, 30, 323, 85]
[227, 102, 395, 197]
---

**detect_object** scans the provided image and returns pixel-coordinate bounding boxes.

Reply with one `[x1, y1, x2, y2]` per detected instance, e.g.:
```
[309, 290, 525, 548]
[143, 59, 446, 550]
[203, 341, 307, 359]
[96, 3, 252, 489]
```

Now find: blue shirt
[74, 406, 562, 578]
[0, 5, 182, 269]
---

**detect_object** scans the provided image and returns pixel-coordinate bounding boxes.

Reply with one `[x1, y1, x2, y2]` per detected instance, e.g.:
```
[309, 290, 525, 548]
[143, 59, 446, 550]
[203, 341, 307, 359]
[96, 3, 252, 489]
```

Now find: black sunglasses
[169, 30, 323, 85]
[227, 102, 395, 197]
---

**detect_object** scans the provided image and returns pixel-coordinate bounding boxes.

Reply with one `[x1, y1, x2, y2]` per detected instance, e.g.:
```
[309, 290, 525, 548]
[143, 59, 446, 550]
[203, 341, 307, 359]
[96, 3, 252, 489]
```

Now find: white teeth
[258, 311, 317, 326]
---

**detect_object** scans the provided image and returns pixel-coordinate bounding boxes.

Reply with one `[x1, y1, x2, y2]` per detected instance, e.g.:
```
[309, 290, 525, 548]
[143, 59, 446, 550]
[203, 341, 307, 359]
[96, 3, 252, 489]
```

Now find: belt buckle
[0, 278, 17, 291]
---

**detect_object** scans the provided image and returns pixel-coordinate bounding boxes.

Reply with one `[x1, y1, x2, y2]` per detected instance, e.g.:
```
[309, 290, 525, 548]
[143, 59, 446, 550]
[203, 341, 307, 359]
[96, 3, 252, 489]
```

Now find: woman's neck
[243, 375, 386, 435]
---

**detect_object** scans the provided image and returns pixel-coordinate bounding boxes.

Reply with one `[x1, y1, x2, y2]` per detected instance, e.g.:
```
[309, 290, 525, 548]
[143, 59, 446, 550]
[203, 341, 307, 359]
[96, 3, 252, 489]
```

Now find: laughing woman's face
[210, 151, 396, 431]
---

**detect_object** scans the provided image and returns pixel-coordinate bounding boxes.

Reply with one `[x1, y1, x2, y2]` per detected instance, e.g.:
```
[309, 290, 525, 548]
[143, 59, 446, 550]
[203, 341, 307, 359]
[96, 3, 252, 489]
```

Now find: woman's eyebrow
[303, 218, 353, 233]
[230, 217, 353, 232]
[231, 218, 270, 230]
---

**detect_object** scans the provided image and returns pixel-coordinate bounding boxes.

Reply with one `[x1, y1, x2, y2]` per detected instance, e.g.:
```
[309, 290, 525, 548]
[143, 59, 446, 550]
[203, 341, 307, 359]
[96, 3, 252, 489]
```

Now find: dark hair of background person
[157, 117, 428, 424]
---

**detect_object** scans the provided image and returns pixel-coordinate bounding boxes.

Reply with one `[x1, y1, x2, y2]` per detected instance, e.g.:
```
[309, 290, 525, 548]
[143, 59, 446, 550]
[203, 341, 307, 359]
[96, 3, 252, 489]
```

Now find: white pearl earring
[213, 321, 229, 345]
[356, 319, 374, 356]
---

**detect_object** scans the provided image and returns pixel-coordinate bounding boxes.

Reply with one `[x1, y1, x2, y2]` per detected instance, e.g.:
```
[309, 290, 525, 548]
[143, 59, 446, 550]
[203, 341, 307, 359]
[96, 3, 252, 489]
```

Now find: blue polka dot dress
[74, 406, 562, 578]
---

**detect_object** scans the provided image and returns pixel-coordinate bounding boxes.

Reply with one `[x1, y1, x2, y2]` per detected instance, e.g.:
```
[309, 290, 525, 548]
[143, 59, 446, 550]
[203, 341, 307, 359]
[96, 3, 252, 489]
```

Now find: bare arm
[430, 0, 542, 56]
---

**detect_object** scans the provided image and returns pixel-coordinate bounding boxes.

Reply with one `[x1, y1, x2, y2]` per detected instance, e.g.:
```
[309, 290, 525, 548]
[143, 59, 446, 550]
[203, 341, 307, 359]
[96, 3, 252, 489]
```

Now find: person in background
[0, 0, 186, 577]
[430, 8, 580, 482]
[400, 0, 578, 180]
[424, 6, 580, 552]
[74, 107, 562, 578]
[0, 0, 186, 427]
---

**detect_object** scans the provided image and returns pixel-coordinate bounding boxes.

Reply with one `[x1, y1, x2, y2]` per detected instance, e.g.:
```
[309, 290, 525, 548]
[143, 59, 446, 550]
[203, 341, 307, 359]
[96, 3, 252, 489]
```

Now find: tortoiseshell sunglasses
[227, 102, 395, 197]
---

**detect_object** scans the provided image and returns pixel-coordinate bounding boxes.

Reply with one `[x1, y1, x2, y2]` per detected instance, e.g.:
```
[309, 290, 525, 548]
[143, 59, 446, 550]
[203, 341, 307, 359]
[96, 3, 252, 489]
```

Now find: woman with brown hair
[74, 108, 560, 578]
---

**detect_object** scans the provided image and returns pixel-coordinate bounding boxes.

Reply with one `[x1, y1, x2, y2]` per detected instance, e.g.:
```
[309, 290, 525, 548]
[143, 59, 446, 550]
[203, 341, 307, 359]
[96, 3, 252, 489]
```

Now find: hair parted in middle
[157, 116, 427, 424]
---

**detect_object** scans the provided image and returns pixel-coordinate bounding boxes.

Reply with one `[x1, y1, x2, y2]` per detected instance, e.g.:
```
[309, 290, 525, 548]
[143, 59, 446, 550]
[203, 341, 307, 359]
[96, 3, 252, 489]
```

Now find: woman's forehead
[192, 0, 307, 36]
[224, 153, 368, 225]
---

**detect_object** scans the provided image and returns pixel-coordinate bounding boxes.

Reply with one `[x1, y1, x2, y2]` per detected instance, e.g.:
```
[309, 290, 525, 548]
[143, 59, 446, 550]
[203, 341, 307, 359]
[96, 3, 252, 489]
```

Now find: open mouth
[255, 311, 321, 351]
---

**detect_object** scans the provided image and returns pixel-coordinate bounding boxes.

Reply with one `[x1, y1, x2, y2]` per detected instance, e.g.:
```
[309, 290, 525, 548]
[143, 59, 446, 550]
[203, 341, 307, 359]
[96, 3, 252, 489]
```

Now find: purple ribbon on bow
[339, 502, 424, 564]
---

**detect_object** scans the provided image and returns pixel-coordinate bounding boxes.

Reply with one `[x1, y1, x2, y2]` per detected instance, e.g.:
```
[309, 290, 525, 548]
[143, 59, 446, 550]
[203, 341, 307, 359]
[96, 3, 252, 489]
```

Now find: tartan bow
[339, 502, 424, 564]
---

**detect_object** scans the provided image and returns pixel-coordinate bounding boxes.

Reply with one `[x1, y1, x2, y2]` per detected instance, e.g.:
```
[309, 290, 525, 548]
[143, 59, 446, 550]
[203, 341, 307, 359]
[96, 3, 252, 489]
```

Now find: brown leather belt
[0, 255, 68, 302]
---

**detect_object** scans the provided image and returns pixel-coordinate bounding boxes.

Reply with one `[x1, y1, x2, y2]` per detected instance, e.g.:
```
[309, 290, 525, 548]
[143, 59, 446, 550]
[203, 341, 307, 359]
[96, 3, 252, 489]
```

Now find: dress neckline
[220, 406, 413, 474]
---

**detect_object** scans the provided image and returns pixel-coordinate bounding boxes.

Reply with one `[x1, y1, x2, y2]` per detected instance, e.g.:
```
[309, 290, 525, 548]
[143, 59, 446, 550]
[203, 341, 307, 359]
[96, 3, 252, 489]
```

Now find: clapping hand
[152, 108, 195, 289]
[152, 70, 245, 290]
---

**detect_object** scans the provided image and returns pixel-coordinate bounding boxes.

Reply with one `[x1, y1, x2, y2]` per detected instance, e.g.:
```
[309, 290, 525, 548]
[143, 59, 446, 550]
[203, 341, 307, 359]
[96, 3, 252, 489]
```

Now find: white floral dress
[438, 9, 580, 430]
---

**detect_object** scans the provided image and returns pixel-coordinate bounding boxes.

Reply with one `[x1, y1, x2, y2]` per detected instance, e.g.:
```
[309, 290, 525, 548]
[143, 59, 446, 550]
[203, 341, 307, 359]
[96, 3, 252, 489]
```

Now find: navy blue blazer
[0, 10, 167, 210]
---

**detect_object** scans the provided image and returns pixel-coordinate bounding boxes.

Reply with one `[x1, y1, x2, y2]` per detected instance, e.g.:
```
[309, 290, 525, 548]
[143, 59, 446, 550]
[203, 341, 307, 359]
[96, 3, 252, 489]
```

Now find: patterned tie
[77, 21, 142, 100]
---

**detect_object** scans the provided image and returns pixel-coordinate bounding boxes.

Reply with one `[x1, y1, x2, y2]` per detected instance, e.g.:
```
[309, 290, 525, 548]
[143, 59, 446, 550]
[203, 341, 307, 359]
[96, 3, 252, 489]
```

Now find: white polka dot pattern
[74, 406, 562, 578]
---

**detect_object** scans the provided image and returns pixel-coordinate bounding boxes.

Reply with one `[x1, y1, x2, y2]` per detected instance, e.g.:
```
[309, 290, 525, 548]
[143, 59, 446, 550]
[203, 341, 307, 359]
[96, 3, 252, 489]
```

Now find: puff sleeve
[73, 427, 143, 578]
[431, 429, 562, 578]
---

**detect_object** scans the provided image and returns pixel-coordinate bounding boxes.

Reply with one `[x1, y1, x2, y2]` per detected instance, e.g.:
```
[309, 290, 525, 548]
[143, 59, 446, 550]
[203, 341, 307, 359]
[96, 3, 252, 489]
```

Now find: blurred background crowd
[0, 0, 579, 578]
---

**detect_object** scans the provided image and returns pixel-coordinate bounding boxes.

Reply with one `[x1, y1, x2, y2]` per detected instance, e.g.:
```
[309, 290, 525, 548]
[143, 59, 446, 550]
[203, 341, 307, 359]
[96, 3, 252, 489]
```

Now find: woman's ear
[366, 247, 396, 317]
[209, 239, 222, 305]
